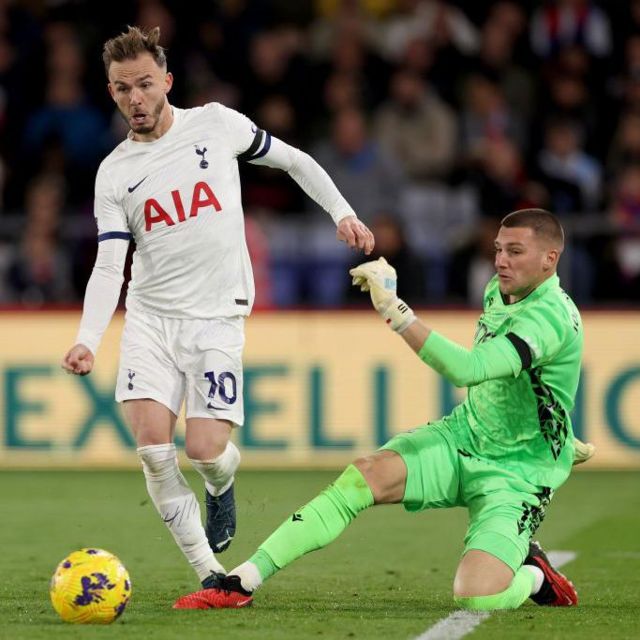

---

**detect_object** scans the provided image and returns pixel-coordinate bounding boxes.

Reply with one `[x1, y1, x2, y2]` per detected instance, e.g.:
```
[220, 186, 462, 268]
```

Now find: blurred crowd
[0, 0, 639, 308]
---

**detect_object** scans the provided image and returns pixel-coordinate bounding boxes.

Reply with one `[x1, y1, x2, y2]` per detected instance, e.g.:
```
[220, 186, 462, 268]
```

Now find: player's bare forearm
[399, 317, 431, 354]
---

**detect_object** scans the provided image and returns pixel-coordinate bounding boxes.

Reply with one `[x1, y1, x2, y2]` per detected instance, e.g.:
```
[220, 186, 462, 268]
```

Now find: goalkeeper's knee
[453, 568, 533, 611]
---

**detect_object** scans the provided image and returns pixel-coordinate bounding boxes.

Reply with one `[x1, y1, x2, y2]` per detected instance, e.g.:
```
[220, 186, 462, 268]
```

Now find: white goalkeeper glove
[349, 257, 416, 333]
[572, 438, 596, 466]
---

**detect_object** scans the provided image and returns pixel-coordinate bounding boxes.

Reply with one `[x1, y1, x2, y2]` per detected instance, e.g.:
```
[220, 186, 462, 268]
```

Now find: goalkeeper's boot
[525, 541, 578, 606]
[175, 574, 254, 610]
[205, 483, 236, 553]
[172, 571, 253, 609]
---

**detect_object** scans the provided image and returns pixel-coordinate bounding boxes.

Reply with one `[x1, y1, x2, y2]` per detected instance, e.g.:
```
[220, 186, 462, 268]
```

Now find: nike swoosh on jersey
[128, 176, 148, 193]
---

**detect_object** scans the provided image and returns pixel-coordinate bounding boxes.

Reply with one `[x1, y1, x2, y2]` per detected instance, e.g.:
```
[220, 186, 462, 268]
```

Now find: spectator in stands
[533, 118, 602, 301]
[470, 11, 535, 122]
[606, 111, 640, 177]
[397, 35, 435, 78]
[536, 118, 603, 213]
[322, 31, 390, 113]
[608, 164, 640, 298]
[22, 23, 111, 205]
[620, 70, 640, 117]
[0, 34, 15, 141]
[382, 2, 478, 104]
[471, 138, 541, 219]
[532, 70, 605, 159]
[610, 0, 640, 65]
[622, 35, 640, 79]
[310, 106, 404, 224]
[0, 148, 5, 212]
[5, 174, 74, 304]
[308, 0, 381, 61]
[381, 0, 479, 62]
[322, 71, 363, 117]
[611, 163, 640, 229]
[530, 0, 612, 60]
[240, 29, 311, 119]
[241, 95, 306, 214]
[449, 216, 501, 306]
[374, 69, 457, 182]
[486, 1, 527, 44]
[459, 74, 527, 164]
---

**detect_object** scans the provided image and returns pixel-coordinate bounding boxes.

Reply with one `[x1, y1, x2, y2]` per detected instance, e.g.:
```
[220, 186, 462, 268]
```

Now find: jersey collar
[498, 273, 560, 308]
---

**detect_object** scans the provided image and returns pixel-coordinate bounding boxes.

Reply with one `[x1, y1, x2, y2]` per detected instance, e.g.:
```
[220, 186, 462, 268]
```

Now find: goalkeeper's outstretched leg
[172, 450, 407, 608]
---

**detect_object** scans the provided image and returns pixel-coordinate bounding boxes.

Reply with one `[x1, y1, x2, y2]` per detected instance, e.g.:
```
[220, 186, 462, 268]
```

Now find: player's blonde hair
[102, 26, 166, 75]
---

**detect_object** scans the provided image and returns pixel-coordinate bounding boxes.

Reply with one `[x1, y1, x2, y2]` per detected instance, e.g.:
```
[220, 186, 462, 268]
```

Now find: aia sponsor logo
[144, 181, 222, 231]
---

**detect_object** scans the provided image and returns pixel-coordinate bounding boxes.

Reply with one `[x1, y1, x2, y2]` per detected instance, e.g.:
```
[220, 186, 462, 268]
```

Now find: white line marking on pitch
[414, 551, 577, 640]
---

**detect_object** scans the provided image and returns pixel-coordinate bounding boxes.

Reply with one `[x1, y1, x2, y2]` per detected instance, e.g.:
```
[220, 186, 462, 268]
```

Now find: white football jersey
[94, 103, 270, 319]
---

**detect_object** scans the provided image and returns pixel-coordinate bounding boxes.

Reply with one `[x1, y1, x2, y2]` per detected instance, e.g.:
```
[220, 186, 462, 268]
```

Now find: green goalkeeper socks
[249, 464, 374, 581]
[453, 566, 535, 611]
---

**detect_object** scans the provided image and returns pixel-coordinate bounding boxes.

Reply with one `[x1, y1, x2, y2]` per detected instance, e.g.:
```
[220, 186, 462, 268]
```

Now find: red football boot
[173, 588, 252, 609]
[525, 541, 578, 606]
[173, 575, 253, 609]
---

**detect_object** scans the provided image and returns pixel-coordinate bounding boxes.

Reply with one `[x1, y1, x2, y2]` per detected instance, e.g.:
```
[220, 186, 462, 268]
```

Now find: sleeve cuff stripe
[98, 231, 132, 242]
[506, 332, 532, 370]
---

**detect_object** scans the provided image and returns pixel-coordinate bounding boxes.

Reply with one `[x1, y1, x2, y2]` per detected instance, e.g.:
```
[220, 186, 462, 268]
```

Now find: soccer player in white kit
[61, 25, 374, 604]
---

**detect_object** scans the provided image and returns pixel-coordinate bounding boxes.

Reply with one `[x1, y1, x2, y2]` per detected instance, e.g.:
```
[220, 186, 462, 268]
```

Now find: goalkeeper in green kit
[175, 208, 595, 611]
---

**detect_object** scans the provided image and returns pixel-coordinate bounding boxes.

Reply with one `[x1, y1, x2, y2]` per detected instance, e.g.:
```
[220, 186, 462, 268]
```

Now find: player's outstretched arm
[350, 258, 520, 387]
[247, 134, 374, 254]
[61, 238, 128, 374]
[61, 344, 95, 376]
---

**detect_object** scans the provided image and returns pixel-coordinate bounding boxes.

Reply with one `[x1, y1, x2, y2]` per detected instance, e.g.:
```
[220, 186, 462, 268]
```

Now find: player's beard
[123, 96, 166, 135]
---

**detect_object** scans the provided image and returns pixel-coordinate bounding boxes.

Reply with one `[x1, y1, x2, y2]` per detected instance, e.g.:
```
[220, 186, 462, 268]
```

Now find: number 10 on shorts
[204, 371, 237, 405]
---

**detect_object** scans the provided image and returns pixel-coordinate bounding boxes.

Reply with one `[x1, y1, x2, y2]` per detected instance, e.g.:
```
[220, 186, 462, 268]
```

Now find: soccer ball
[50, 548, 132, 624]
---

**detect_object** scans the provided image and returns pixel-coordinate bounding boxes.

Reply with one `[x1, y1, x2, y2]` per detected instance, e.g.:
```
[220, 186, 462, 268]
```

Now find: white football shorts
[115, 308, 245, 425]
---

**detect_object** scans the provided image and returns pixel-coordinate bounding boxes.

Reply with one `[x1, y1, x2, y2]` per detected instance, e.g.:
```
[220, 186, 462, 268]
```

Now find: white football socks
[523, 564, 545, 595]
[189, 441, 241, 496]
[137, 443, 225, 581]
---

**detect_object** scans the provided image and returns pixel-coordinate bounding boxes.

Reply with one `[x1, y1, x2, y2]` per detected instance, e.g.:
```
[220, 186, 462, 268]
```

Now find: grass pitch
[0, 469, 638, 639]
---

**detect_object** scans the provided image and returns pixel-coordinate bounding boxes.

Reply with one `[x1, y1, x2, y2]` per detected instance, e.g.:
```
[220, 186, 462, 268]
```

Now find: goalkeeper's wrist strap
[383, 298, 416, 333]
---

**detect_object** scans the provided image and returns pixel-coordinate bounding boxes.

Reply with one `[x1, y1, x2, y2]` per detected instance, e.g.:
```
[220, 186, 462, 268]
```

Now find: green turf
[0, 469, 638, 639]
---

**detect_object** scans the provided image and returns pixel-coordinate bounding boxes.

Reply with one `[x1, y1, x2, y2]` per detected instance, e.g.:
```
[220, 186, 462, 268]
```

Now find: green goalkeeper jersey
[419, 273, 583, 488]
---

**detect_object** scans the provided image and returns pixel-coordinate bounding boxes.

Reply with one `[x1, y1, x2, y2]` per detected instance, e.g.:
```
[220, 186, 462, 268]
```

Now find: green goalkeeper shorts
[381, 418, 553, 573]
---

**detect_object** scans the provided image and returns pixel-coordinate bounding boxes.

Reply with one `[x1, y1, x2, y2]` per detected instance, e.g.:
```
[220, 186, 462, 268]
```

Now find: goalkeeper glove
[572, 438, 596, 466]
[349, 257, 416, 333]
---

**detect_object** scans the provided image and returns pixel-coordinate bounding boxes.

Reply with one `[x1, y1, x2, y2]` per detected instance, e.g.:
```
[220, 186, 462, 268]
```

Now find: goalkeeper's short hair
[501, 208, 564, 250]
